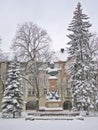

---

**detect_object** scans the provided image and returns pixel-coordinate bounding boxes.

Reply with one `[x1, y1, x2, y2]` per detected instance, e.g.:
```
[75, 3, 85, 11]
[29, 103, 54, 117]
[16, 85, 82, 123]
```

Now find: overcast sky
[0, 0, 98, 52]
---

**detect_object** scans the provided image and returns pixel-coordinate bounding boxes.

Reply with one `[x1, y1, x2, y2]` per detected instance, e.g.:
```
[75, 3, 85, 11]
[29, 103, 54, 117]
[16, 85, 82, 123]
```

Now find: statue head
[49, 61, 55, 69]
[46, 61, 58, 76]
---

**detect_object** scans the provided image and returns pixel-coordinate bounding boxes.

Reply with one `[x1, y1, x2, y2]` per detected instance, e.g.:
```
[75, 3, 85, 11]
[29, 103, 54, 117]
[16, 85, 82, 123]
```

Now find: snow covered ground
[0, 113, 98, 130]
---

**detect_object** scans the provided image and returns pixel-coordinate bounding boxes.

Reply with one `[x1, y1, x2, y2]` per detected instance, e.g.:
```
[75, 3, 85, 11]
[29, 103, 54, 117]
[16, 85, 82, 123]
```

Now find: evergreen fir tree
[67, 2, 98, 111]
[2, 57, 23, 118]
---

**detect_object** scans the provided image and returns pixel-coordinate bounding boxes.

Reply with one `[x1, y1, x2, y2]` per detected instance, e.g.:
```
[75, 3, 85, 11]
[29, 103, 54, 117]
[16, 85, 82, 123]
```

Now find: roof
[53, 48, 69, 62]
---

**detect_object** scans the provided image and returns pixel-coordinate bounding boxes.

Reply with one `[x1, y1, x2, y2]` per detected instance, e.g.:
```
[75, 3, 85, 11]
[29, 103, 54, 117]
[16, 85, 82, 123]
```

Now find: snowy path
[0, 117, 98, 130]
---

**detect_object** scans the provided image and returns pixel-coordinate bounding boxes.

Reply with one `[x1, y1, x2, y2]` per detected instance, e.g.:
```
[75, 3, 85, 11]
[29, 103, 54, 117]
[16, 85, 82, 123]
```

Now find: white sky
[0, 0, 98, 52]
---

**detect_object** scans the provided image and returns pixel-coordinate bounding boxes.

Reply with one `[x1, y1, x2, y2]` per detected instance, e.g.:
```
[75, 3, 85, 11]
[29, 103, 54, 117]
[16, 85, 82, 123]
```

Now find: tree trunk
[36, 99, 39, 111]
[13, 112, 15, 118]
[35, 74, 40, 111]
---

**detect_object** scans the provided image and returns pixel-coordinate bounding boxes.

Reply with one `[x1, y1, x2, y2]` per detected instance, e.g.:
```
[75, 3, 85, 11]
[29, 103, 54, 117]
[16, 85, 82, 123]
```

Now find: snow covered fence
[25, 115, 74, 120]
[27, 111, 80, 117]
[25, 111, 84, 121]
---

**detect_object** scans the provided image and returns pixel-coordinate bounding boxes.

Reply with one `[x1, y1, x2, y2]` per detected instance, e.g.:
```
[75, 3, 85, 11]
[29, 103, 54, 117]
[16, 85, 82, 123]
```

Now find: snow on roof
[48, 76, 58, 79]
[1, 48, 69, 62]
[53, 48, 69, 62]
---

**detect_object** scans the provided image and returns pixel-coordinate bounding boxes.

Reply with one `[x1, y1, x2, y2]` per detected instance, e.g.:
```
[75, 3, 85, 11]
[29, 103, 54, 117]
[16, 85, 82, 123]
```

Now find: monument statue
[46, 90, 61, 100]
[46, 61, 58, 76]
[46, 61, 61, 101]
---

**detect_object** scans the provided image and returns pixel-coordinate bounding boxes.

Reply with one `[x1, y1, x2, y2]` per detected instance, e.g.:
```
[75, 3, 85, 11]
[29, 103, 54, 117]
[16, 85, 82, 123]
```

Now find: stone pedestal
[49, 77, 57, 91]
[45, 101, 62, 111]
[45, 62, 63, 111]
[45, 76, 62, 111]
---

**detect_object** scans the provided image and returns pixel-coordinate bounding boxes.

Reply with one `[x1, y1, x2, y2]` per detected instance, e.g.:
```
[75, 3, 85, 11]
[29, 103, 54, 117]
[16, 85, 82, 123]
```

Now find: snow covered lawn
[0, 116, 98, 130]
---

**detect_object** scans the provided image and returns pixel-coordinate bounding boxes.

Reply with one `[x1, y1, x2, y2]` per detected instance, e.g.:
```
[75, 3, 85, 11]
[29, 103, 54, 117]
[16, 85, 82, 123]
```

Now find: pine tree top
[68, 2, 91, 33]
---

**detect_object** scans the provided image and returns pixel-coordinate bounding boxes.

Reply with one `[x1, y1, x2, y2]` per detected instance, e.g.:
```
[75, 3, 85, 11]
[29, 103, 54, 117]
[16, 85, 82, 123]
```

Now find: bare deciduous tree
[90, 33, 98, 57]
[0, 38, 3, 60]
[0, 38, 9, 61]
[11, 22, 53, 111]
[90, 33, 98, 88]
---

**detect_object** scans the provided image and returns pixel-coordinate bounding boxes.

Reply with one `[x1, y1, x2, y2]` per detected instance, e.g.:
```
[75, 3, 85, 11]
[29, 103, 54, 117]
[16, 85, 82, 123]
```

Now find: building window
[28, 88, 35, 96]
[29, 75, 35, 83]
[44, 88, 47, 94]
[66, 87, 71, 96]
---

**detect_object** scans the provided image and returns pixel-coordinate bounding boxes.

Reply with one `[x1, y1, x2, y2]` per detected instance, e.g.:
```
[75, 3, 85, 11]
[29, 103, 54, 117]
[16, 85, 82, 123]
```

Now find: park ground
[0, 112, 98, 130]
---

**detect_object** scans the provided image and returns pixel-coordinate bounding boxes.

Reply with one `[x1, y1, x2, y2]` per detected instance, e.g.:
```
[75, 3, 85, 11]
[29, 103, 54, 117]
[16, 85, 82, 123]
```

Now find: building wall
[0, 60, 72, 111]
[0, 62, 8, 111]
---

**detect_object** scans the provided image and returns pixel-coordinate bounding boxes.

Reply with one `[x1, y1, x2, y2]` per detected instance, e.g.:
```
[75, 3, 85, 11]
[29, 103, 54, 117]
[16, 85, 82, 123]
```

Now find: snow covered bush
[2, 57, 23, 118]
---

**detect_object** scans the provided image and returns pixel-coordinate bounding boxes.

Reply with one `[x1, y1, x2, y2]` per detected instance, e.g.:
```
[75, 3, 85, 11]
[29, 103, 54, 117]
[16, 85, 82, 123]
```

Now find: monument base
[45, 101, 63, 111]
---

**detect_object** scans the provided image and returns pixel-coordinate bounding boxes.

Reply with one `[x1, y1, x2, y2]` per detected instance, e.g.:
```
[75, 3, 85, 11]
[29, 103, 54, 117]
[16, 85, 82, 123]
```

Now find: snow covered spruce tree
[2, 57, 23, 118]
[67, 2, 98, 111]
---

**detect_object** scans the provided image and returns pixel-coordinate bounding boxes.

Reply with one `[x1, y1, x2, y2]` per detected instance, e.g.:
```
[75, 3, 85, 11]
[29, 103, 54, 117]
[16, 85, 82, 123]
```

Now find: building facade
[23, 59, 72, 111]
[0, 50, 73, 111]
